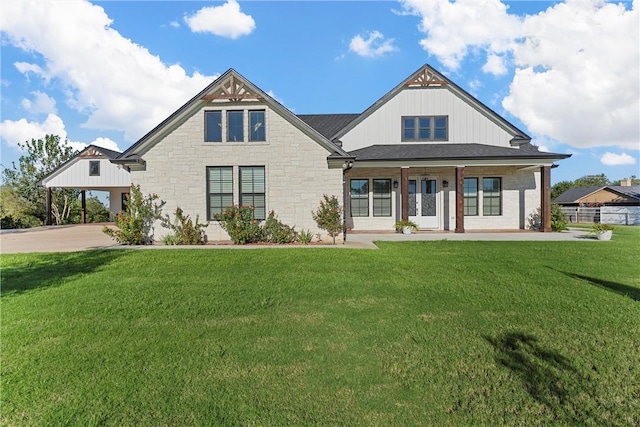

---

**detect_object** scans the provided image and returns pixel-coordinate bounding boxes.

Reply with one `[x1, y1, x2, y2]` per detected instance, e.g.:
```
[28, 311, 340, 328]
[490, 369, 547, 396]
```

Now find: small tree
[312, 194, 343, 245]
[103, 184, 163, 245]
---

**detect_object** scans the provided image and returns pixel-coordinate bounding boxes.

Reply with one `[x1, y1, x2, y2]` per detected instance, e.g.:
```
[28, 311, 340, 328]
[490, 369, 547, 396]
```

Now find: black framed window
[373, 179, 392, 217]
[89, 160, 100, 176]
[464, 178, 478, 216]
[350, 179, 369, 217]
[227, 111, 244, 142]
[249, 110, 266, 141]
[207, 167, 233, 220]
[402, 116, 448, 141]
[240, 166, 265, 220]
[483, 177, 502, 216]
[205, 111, 222, 142]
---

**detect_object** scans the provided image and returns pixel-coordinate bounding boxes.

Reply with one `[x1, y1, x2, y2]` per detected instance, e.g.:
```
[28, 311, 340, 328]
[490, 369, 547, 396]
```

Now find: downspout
[342, 160, 354, 243]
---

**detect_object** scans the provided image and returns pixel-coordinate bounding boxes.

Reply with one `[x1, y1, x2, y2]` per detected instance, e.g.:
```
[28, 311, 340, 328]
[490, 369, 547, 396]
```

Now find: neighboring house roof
[115, 69, 352, 167]
[346, 143, 571, 162]
[297, 114, 359, 139]
[553, 186, 603, 203]
[330, 64, 531, 145]
[553, 185, 640, 204]
[607, 185, 640, 200]
[40, 144, 123, 186]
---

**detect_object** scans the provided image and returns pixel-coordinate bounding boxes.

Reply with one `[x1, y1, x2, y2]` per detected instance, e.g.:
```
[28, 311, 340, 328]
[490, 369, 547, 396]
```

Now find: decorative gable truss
[405, 66, 448, 88]
[201, 74, 263, 102]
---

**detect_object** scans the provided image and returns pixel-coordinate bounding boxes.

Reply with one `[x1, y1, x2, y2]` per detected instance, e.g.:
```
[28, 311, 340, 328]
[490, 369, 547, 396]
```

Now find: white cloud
[0, 114, 121, 153]
[21, 91, 57, 115]
[401, 0, 639, 151]
[600, 152, 637, 166]
[169, 21, 180, 28]
[349, 31, 397, 58]
[0, 0, 217, 143]
[184, 0, 255, 39]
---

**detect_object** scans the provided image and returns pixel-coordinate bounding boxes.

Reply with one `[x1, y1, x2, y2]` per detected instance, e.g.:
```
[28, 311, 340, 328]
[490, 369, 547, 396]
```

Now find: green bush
[262, 211, 297, 244]
[103, 184, 163, 245]
[161, 207, 209, 245]
[312, 194, 343, 245]
[528, 204, 568, 231]
[297, 229, 313, 245]
[214, 206, 263, 244]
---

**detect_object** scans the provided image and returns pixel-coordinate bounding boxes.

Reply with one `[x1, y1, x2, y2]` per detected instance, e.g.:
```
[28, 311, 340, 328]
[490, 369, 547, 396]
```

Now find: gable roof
[553, 185, 640, 203]
[115, 69, 351, 165]
[347, 143, 570, 162]
[40, 144, 123, 186]
[330, 63, 531, 145]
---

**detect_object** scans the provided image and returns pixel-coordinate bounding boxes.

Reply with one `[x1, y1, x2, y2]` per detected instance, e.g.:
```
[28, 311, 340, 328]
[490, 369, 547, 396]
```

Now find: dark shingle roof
[348, 143, 569, 161]
[553, 186, 602, 203]
[297, 114, 359, 140]
[607, 185, 640, 200]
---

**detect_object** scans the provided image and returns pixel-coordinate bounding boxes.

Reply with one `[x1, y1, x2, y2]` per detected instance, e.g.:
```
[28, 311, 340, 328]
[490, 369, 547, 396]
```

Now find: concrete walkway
[0, 224, 594, 254]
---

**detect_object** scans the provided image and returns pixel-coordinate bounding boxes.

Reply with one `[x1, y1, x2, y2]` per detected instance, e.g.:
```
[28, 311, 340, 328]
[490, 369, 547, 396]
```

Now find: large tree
[2, 135, 79, 225]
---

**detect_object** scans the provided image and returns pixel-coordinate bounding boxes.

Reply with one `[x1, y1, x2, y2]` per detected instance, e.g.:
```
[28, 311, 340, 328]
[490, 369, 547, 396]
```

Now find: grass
[2, 227, 639, 426]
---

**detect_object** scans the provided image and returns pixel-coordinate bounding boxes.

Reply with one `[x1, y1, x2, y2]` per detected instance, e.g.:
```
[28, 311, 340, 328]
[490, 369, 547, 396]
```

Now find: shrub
[103, 184, 163, 245]
[161, 207, 208, 245]
[262, 211, 297, 244]
[215, 206, 263, 244]
[394, 220, 418, 232]
[312, 194, 343, 245]
[527, 204, 568, 232]
[297, 229, 313, 245]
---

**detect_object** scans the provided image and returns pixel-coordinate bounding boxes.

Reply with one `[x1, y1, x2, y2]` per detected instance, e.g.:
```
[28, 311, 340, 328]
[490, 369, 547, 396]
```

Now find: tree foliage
[312, 194, 343, 245]
[1, 135, 78, 226]
[552, 174, 611, 201]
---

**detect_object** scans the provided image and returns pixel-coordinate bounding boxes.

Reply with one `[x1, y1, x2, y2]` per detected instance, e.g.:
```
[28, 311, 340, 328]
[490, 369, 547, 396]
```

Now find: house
[40, 144, 131, 223]
[46, 64, 571, 240]
[554, 185, 640, 207]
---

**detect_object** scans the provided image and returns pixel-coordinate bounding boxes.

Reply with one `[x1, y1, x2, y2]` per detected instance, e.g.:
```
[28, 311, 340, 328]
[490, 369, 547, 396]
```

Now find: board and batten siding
[131, 104, 343, 242]
[340, 87, 515, 151]
[45, 158, 131, 188]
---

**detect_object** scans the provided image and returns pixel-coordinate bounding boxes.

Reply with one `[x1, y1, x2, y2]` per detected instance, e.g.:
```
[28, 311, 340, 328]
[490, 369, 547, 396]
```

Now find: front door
[408, 177, 439, 229]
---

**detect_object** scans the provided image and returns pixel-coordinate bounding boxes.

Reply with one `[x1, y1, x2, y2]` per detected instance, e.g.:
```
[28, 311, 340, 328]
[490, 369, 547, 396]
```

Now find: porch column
[401, 167, 409, 221]
[81, 190, 86, 224]
[455, 166, 465, 233]
[540, 166, 552, 232]
[46, 187, 52, 225]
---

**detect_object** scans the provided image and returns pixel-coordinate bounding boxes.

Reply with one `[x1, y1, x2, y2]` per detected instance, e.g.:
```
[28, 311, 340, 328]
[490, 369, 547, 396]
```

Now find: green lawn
[2, 228, 639, 426]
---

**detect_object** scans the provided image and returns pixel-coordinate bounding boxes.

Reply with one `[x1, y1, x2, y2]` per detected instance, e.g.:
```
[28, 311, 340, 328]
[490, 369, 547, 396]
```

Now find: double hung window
[373, 179, 392, 217]
[240, 166, 266, 220]
[350, 179, 369, 217]
[463, 178, 478, 216]
[482, 178, 502, 216]
[207, 167, 233, 220]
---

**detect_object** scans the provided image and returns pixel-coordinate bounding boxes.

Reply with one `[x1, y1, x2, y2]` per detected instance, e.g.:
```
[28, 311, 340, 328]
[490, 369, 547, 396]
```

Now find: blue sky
[1, 0, 638, 185]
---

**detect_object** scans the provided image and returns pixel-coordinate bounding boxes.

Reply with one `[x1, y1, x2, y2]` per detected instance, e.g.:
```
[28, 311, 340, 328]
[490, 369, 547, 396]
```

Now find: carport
[39, 145, 131, 224]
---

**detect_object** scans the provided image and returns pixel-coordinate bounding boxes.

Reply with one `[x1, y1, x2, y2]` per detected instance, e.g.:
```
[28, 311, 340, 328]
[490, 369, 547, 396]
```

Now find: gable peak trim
[406, 66, 448, 88]
[201, 73, 262, 102]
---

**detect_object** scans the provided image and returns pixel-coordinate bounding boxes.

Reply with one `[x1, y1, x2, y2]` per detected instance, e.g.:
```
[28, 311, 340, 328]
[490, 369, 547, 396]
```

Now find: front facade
[113, 64, 569, 240]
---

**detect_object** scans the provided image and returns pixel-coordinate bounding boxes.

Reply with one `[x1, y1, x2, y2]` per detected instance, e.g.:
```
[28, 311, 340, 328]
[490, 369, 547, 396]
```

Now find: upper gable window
[249, 110, 266, 142]
[205, 111, 222, 142]
[402, 116, 448, 141]
[227, 111, 244, 142]
[89, 160, 100, 176]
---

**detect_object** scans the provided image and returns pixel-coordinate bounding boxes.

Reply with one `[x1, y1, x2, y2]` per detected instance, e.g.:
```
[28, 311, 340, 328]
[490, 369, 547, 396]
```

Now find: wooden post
[401, 167, 409, 221]
[541, 166, 552, 232]
[81, 190, 86, 224]
[455, 166, 465, 233]
[45, 187, 52, 225]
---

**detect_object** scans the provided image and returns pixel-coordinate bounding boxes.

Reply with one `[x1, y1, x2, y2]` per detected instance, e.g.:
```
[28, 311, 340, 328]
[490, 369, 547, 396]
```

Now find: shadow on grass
[560, 271, 640, 302]
[1, 250, 127, 297]
[485, 331, 593, 424]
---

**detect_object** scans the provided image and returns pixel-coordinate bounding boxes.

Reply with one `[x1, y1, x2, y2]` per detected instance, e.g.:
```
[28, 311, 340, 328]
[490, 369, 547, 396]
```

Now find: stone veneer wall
[131, 105, 343, 242]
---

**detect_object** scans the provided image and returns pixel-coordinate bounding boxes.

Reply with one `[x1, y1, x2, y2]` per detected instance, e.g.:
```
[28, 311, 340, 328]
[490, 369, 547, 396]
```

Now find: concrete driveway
[1, 224, 119, 254]
[0, 224, 592, 254]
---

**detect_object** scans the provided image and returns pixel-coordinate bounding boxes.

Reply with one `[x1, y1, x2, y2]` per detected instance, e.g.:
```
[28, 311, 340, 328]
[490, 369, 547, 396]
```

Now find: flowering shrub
[312, 194, 342, 245]
[214, 206, 263, 244]
[161, 207, 208, 245]
[263, 211, 297, 244]
[102, 184, 163, 245]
